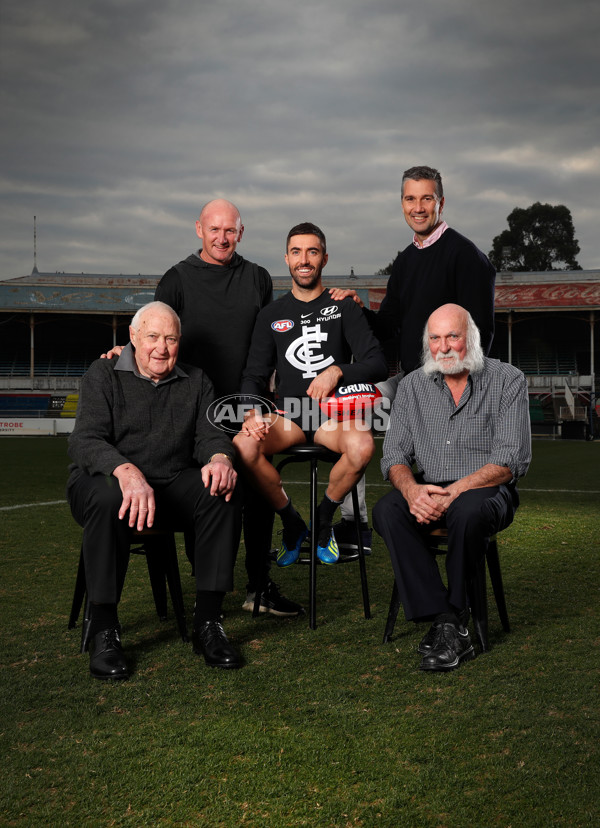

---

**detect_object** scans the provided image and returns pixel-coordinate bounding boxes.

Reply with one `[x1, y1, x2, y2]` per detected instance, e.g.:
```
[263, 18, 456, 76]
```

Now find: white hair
[130, 301, 181, 333]
[421, 309, 485, 375]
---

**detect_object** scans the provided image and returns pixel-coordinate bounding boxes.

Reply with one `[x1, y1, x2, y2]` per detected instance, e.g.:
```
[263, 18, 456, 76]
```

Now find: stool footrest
[275, 445, 371, 629]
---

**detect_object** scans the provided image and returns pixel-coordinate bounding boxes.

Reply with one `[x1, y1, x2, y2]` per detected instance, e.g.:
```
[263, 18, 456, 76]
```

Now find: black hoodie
[155, 251, 272, 397]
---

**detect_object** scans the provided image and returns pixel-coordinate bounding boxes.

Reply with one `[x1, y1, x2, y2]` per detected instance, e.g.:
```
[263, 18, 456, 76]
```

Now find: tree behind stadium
[489, 202, 581, 272]
[375, 253, 400, 276]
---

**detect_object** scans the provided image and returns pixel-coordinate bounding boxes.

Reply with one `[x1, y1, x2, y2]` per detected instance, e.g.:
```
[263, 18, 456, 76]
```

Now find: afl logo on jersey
[272, 319, 294, 332]
[319, 305, 338, 316]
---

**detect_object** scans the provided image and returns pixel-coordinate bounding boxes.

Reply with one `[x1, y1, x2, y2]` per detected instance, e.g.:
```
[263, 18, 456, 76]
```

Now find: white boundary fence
[0, 418, 75, 436]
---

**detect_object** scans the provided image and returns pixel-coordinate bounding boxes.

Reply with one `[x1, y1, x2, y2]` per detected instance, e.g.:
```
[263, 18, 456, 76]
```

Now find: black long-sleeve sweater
[68, 345, 233, 484]
[368, 228, 496, 373]
[155, 252, 272, 397]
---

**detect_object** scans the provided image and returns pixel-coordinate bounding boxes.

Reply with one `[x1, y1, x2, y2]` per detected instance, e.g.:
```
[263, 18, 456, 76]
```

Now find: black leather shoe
[418, 609, 470, 655]
[417, 622, 441, 655]
[89, 628, 129, 680]
[420, 614, 475, 672]
[192, 620, 242, 669]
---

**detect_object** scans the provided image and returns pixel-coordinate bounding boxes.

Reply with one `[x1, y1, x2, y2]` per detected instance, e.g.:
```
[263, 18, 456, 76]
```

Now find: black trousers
[67, 468, 242, 604]
[373, 485, 518, 622]
[242, 479, 275, 590]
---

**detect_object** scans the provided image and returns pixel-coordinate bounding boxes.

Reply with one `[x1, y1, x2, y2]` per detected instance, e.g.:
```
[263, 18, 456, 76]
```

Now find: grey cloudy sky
[1, 0, 599, 280]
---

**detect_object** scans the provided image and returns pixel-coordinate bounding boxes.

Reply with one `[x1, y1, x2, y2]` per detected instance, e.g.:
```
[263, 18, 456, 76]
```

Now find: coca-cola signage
[495, 283, 600, 308]
[368, 284, 600, 311]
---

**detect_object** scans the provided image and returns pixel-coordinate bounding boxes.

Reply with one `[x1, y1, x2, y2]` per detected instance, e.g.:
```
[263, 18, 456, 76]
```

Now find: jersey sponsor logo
[271, 319, 294, 332]
[319, 305, 338, 316]
[285, 323, 335, 378]
[300, 312, 313, 319]
[316, 313, 341, 322]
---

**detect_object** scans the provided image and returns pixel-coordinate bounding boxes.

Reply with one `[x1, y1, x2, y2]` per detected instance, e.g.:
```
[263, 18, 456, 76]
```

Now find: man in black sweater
[234, 223, 388, 566]
[68, 302, 243, 679]
[329, 166, 496, 549]
[358, 166, 495, 370]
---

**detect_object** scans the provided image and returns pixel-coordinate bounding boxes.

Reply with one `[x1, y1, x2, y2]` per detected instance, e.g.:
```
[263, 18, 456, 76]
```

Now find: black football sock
[88, 603, 119, 638]
[276, 498, 307, 548]
[317, 493, 343, 546]
[194, 591, 225, 627]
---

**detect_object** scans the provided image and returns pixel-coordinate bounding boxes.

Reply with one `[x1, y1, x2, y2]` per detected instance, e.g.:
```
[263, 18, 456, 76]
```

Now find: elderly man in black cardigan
[67, 301, 242, 680]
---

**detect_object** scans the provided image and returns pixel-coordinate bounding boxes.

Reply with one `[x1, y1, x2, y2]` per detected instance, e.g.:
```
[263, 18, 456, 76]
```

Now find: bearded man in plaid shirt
[373, 303, 531, 672]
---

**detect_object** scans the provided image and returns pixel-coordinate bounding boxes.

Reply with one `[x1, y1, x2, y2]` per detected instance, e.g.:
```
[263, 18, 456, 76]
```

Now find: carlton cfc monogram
[285, 323, 335, 378]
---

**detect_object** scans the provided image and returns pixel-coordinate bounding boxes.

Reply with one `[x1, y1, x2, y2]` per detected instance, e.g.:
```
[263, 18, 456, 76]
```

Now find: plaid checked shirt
[381, 358, 531, 484]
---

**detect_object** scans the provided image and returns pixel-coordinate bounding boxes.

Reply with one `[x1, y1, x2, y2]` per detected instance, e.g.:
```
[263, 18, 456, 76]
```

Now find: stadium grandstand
[1, 266, 598, 439]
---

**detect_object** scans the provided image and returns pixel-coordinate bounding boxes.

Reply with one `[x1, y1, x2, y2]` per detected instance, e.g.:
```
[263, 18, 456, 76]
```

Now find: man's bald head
[199, 199, 240, 224]
[428, 303, 469, 336]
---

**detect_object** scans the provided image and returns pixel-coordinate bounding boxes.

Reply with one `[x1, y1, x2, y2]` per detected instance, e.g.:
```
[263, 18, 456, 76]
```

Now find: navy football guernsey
[241, 289, 387, 405]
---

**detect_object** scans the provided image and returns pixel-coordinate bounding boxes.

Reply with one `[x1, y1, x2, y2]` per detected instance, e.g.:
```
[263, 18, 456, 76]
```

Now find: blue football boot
[276, 525, 308, 567]
[317, 530, 340, 565]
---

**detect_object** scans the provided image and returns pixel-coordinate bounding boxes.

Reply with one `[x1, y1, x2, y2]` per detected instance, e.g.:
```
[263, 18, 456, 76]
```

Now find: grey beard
[422, 346, 485, 376]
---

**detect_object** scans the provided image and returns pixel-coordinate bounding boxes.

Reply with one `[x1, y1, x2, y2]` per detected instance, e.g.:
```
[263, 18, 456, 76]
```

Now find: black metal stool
[260, 444, 371, 629]
[68, 526, 189, 653]
[382, 528, 510, 652]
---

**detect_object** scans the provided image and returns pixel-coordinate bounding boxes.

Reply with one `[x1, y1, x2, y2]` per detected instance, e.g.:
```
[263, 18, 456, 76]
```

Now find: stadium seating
[515, 342, 578, 375]
[0, 394, 50, 417]
[60, 395, 79, 418]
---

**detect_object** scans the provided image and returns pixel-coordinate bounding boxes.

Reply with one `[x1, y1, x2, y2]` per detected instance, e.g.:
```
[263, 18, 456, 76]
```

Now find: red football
[319, 383, 382, 420]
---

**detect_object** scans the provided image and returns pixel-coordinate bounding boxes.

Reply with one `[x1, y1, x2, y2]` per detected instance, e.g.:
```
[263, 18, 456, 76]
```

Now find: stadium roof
[0, 268, 599, 314]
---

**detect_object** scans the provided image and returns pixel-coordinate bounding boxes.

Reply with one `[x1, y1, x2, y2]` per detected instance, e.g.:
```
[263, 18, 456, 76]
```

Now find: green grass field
[1, 437, 599, 827]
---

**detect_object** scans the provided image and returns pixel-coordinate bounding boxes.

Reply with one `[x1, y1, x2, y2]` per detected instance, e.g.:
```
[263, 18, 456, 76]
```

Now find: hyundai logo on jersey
[271, 319, 294, 332]
[319, 305, 338, 316]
